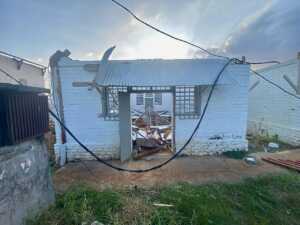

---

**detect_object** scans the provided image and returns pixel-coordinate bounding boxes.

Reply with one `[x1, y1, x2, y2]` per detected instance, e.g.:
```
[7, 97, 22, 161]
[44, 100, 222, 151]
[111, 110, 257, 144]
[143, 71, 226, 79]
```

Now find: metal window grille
[0, 93, 49, 146]
[136, 94, 144, 105]
[154, 93, 162, 105]
[175, 86, 200, 119]
[104, 86, 127, 120]
[144, 93, 154, 111]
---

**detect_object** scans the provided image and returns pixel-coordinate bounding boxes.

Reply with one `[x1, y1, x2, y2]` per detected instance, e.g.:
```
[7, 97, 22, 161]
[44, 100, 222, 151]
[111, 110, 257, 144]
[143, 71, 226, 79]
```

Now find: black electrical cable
[0, 68, 23, 85]
[49, 58, 234, 173]
[1, 58, 298, 173]
[251, 68, 300, 100]
[110, 0, 229, 60]
[110, 0, 280, 65]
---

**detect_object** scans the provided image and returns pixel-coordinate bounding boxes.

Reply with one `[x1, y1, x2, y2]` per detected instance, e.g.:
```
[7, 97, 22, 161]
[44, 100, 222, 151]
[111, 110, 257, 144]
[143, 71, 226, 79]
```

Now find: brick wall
[248, 59, 300, 146]
[54, 58, 249, 160]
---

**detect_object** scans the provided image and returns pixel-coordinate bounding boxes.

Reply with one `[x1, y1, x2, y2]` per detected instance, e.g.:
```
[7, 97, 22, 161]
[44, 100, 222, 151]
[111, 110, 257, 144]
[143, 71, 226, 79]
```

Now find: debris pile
[262, 158, 300, 172]
[131, 110, 172, 159]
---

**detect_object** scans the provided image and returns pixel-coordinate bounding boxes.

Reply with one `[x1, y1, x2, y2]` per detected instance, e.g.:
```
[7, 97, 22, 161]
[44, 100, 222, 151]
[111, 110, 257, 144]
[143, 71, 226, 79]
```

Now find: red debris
[262, 157, 300, 172]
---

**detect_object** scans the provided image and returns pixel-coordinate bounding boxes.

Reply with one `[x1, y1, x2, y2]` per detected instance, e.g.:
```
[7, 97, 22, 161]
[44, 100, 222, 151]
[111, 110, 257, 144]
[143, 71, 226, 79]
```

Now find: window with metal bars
[136, 94, 144, 105]
[102, 86, 127, 120]
[175, 86, 201, 119]
[154, 93, 162, 105]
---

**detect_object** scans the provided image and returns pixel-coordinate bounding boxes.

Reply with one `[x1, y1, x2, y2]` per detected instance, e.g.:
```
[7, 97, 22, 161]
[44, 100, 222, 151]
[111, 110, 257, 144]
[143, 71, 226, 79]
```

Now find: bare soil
[53, 149, 300, 192]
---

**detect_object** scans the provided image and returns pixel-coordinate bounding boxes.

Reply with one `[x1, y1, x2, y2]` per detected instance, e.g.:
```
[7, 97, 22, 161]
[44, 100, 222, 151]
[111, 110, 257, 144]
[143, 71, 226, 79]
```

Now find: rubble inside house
[131, 110, 172, 159]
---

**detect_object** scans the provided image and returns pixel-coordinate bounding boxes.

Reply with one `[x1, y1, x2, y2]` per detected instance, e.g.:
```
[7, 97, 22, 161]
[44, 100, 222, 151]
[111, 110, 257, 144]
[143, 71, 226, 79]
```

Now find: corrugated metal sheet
[95, 58, 237, 86]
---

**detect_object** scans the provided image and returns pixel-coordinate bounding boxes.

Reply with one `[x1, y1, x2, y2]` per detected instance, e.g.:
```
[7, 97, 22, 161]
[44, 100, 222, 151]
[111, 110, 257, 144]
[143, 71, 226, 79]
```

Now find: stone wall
[0, 138, 55, 225]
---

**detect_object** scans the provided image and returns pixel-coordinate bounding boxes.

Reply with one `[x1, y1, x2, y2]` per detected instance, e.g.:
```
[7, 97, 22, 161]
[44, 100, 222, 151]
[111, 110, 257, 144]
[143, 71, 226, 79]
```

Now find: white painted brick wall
[248, 59, 300, 146]
[54, 58, 249, 160]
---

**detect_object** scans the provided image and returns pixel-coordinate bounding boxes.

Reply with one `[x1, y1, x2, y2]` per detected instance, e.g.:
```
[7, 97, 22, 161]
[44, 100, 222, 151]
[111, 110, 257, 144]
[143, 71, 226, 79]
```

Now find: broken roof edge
[57, 56, 232, 67]
[0, 50, 47, 70]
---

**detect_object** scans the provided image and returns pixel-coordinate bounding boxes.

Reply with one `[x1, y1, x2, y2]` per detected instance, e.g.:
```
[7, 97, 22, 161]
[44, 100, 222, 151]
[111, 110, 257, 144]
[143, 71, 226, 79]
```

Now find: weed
[27, 173, 300, 225]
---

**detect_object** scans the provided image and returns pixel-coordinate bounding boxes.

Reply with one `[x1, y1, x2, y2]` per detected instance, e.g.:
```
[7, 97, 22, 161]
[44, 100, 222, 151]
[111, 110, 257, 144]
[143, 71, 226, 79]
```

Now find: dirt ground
[53, 149, 300, 192]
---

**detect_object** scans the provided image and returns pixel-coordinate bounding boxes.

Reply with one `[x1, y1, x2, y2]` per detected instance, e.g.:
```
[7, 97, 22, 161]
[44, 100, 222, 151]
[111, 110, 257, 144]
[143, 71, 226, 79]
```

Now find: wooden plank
[263, 157, 300, 172]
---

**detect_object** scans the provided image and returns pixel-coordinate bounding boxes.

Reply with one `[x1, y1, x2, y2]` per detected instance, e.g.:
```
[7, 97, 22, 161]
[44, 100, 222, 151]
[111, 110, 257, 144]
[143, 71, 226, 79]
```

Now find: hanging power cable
[109, 0, 299, 101]
[49, 58, 234, 172]
[110, 0, 280, 65]
[251, 68, 300, 99]
[0, 68, 23, 85]
[0, 60, 233, 172]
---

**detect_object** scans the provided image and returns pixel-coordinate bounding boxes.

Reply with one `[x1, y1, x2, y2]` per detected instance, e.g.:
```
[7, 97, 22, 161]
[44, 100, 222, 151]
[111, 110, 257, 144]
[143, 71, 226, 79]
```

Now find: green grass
[27, 173, 300, 225]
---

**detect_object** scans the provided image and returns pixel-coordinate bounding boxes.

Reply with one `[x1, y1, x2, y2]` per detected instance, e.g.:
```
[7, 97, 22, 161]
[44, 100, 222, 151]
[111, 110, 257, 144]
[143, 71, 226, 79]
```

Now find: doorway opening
[130, 92, 174, 160]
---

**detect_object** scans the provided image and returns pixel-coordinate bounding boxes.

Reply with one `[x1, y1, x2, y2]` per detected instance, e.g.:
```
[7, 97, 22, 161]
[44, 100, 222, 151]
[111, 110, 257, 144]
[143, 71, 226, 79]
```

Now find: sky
[0, 0, 299, 65]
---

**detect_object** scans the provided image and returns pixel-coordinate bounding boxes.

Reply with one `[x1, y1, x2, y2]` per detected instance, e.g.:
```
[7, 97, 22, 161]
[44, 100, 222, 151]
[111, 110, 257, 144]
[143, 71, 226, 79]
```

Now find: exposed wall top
[255, 58, 298, 73]
[0, 53, 46, 87]
[57, 57, 248, 87]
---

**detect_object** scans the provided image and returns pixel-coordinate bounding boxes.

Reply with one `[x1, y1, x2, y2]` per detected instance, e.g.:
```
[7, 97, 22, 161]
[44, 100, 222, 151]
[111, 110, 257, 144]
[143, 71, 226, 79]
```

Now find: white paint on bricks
[248, 58, 300, 146]
[54, 57, 250, 161]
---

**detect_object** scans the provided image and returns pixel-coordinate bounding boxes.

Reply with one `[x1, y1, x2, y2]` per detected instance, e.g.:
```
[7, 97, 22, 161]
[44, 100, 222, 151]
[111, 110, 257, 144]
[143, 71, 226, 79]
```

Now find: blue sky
[0, 0, 299, 65]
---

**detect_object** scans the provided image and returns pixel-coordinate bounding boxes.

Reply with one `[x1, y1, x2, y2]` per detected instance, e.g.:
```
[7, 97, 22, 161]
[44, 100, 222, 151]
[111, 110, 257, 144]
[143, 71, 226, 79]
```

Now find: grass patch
[26, 185, 122, 225]
[248, 134, 296, 153]
[27, 173, 300, 225]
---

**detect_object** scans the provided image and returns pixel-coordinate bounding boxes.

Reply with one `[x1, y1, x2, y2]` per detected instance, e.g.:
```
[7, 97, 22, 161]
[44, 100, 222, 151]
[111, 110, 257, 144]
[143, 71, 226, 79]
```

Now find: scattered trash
[132, 110, 172, 159]
[268, 142, 279, 149]
[244, 156, 257, 165]
[153, 203, 174, 207]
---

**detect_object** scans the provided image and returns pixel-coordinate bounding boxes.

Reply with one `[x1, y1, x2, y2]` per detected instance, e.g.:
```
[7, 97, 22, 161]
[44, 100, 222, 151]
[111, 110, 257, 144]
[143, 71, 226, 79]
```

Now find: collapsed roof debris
[132, 110, 172, 159]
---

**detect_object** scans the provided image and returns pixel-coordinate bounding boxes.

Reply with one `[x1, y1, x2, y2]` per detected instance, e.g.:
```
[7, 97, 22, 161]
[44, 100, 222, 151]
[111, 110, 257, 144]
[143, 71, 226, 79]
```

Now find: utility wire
[0, 50, 47, 69]
[0, 56, 298, 173]
[110, 0, 280, 65]
[49, 58, 234, 173]
[110, 0, 229, 60]
[0, 63, 233, 172]
[0, 68, 23, 85]
[251, 68, 300, 99]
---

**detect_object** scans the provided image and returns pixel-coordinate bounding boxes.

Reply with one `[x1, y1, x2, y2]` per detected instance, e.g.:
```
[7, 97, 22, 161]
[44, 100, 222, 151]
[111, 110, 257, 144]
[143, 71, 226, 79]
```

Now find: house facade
[50, 47, 250, 163]
[0, 51, 45, 87]
[248, 53, 300, 146]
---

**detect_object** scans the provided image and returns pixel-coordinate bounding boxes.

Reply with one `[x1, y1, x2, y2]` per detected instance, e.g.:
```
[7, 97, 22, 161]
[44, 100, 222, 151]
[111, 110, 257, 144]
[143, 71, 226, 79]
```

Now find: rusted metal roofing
[95, 58, 240, 87]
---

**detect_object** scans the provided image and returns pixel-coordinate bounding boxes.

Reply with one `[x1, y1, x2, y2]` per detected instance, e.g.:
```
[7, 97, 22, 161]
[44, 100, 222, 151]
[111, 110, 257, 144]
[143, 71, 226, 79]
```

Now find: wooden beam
[72, 81, 94, 87]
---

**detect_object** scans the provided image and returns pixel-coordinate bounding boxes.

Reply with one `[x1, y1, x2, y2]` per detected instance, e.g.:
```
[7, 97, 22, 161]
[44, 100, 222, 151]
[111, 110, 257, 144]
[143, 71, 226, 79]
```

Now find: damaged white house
[248, 53, 300, 146]
[50, 47, 250, 163]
